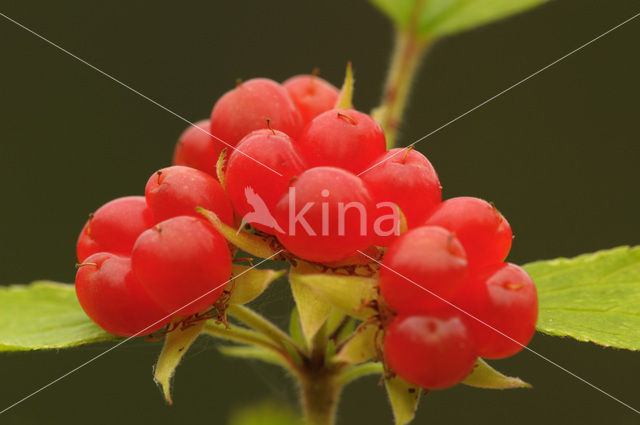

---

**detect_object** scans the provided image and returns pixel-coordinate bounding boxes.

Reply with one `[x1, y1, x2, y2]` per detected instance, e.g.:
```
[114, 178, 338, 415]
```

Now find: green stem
[374, 17, 430, 148]
[300, 369, 342, 425]
[203, 321, 280, 352]
[338, 362, 383, 386]
[227, 304, 301, 351]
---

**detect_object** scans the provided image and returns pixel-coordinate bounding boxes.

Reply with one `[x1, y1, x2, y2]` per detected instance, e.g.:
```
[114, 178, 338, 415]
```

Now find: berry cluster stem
[374, 10, 430, 148]
[299, 369, 342, 425]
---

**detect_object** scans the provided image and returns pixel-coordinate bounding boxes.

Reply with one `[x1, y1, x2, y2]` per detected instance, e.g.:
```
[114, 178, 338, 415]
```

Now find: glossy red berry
[75, 253, 170, 337]
[361, 148, 441, 246]
[384, 313, 477, 389]
[225, 129, 307, 234]
[145, 165, 233, 225]
[296, 109, 386, 174]
[460, 263, 538, 359]
[172, 120, 222, 177]
[131, 216, 232, 316]
[275, 166, 375, 263]
[282, 74, 339, 125]
[424, 197, 512, 268]
[379, 226, 468, 313]
[210, 78, 303, 147]
[76, 196, 153, 262]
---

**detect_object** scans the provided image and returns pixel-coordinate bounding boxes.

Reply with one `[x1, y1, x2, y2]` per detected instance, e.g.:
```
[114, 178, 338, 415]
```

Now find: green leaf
[289, 307, 307, 349]
[0, 281, 118, 351]
[526, 246, 640, 351]
[463, 359, 531, 389]
[385, 375, 421, 425]
[289, 273, 378, 320]
[370, 0, 548, 39]
[290, 275, 333, 345]
[228, 265, 285, 305]
[335, 323, 378, 364]
[335, 62, 354, 109]
[154, 318, 205, 405]
[229, 401, 304, 425]
[197, 207, 277, 258]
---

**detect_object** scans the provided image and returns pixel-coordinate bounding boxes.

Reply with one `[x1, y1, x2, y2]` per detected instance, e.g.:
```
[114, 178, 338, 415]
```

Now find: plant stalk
[299, 369, 342, 425]
[374, 30, 430, 148]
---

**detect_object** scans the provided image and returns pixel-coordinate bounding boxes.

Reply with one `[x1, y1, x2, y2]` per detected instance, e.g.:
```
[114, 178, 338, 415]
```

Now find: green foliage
[384, 375, 421, 425]
[369, 0, 548, 39]
[0, 281, 117, 351]
[463, 359, 530, 389]
[526, 246, 640, 351]
[154, 319, 205, 405]
[288, 273, 377, 320]
[228, 265, 285, 305]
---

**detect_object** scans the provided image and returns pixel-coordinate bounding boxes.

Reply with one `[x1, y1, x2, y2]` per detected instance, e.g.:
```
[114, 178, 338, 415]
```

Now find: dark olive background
[1, 0, 639, 424]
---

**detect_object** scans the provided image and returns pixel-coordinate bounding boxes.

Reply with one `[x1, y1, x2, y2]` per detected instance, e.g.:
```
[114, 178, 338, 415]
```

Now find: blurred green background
[1, 0, 639, 423]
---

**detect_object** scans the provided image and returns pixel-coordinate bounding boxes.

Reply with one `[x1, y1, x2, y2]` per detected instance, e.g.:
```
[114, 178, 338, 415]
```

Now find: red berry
[275, 166, 375, 263]
[210, 78, 303, 147]
[131, 216, 232, 316]
[384, 313, 477, 389]
[75, 253, 170, 337]
[460, 263, 538, 359]
[145, 165, 233, 225]
[172, 120, 222, 177]
[424, 197, 512, 268]
[361, 148, 441, 246]
[283, 74, 339, 125]
[379, 226, 468, 313]
[296, 109, 386, 174]
[225, 129, 307, 234]
[76, 196, 153, 262]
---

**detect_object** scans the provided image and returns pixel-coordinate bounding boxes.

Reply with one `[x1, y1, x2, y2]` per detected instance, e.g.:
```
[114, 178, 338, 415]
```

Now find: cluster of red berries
[75, 166, 233, 336]
[75, 70, 537, 393]
[380, 199, 538, 389]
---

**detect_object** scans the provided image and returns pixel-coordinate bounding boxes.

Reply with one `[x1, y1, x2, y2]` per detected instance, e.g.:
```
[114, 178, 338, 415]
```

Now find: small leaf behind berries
[385, 375, 421, 425]
[526, 246, 640, 351]
[0, 281, 118, 351]
[154, 318, 205, 405]
[369, 0, 548, 39]
[216, 148, 228, 191]
[462, 359, 531, 389]
[228, 265, 285, 305]
[334, 62, 354, 109]
[289, 273, 378, 320]
[290, 275, 333, 345]
[335, 323, 379, 364]
[197, 207, 276, 258]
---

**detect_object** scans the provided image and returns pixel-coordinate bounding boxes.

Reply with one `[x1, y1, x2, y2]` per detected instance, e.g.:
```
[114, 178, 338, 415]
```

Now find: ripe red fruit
[75, 253, 170, 337]
[460, 263, 538, 359]
[424, 197, 512, 268]
[76, 196, 153, 262]
[172, 120, 222, 177]
[145, 165, 233, 225]
[296, 109, 386, 174]
[131, 216, 232, 316]
[210, 78, 303, 147]
[283, 74, 339, 125]
[275, 166, 375, 263]
[226, 129, 307, 234]
[361, 148, 441, 246]
[383, 313, 477, 389]
[379, 226, 468, 313]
